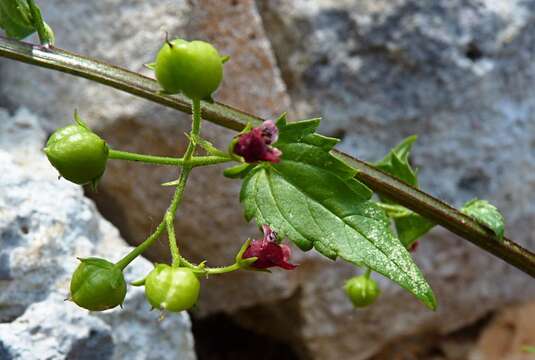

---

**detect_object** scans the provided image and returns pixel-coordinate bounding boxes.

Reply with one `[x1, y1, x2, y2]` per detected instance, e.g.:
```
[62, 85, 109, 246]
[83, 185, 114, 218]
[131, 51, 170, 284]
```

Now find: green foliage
[0, 0, 53, 42]
[240, 115, 436, 309]
[462, 199, 505, 240]
[376, 136, 435, 248]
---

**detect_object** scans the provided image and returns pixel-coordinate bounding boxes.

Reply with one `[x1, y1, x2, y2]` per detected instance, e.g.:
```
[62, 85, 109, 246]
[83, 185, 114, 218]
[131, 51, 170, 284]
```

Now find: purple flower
[243, 225, 297, 270]
[234, 121, 282, 163]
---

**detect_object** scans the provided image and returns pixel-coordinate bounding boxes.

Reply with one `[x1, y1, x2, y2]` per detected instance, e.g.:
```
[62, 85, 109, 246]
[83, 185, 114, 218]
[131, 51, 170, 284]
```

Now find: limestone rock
[469, 301, 535, 360]
[0, 108, 195, 360]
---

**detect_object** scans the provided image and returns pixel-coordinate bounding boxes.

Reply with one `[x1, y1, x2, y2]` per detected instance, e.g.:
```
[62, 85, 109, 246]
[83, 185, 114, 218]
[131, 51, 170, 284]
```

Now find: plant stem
[163, 98, 202, 266]
[26, 0, 53, 46]
[203, 263, 242, 275]
[376, 202, 412, 218]
[115, 220, 166, 270]
[1, 37, 534, 277]
[108, 149, 230, 167]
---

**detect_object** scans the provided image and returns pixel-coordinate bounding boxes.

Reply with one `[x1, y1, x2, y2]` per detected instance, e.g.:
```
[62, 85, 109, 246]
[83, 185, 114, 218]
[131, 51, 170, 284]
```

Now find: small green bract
[144, 264, 200, 312]
[44, 117, 108, 186]
[70, 258, 127, 311]
[154, 38, 224, 100]
[344, 275, 381, 308]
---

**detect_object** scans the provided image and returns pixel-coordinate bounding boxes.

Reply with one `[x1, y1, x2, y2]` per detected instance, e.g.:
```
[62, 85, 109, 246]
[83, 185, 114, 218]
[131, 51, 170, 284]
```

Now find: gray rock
[0, 108, 195, 360]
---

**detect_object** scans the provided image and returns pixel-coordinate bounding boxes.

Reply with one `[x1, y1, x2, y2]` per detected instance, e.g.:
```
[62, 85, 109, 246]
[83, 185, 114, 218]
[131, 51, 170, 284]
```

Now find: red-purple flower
[243, 225, 297, 270]
[234, 120, 282, 163]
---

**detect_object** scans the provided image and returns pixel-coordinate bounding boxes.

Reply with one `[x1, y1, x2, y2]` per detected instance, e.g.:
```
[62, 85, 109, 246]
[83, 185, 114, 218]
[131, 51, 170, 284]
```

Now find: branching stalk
[1, 36, 533, 277]
[108, 149, 231, 167]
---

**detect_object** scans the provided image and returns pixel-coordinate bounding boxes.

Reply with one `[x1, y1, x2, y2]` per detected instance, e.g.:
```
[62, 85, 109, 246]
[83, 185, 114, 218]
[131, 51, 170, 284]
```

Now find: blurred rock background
[1, 0, 534, 359]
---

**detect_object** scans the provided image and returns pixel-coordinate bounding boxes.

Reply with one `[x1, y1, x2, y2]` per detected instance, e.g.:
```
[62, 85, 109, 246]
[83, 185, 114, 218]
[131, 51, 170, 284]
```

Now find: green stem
[166, 214, 180, 267]
[115, 98, 203, 270]
[108, 149, 231, 167]
[164, 98, 202, 265]
[26, 0, 52, 46]
[167, 98, 201, 216]
[376, 202, 412, 218]
[204, 263, 242, 275]
[115, 220, 166, 270]
[364, 268, 372, 279]
[177, 257, 256, 276]
[1, 37, 534, 278]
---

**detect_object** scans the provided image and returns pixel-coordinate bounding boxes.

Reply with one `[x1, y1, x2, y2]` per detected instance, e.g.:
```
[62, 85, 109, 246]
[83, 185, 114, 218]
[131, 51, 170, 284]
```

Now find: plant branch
[26, 0, 53, 46]
[1, 36, 533, 277]
[108, 149, 230, 167]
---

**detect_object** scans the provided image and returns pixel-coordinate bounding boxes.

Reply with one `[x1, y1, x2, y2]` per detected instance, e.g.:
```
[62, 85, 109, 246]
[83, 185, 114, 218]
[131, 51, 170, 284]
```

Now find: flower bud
[144, 264, 200, 312]
[242, 225, 297, 270]
[70, 258, 127, 311]
[344, 274, 381, 308]
[45, 121, 108, 186]
[233, 121, 282, 163]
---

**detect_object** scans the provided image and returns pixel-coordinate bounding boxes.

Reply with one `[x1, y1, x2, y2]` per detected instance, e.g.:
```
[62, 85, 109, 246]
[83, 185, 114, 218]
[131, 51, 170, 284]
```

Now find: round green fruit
[45, 124, 108, 185]
[144, 264, 200, 312]
[70, 258, 127, 311]
[154, 38, 224, 100]
[344, 275, 381, 308]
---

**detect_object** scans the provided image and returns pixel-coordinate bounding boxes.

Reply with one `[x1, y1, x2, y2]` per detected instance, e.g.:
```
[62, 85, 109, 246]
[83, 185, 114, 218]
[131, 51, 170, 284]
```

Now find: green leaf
[0, 0, 52, 42]
[461, 199, 505, 240]
[144, 62, 156, 70]
[0, 0, 35, 39]
[376, 136, 435, 247]
[240, 116, 436, 309]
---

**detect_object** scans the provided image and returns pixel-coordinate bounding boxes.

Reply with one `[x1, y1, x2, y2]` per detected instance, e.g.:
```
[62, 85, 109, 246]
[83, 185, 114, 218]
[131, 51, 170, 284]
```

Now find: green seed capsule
[70, 258, 127, 311]
[144, 264, 200, 312]
[45, 121, 108, 186]
[344, 275, 381, 308]
[154, 38, 224, 100]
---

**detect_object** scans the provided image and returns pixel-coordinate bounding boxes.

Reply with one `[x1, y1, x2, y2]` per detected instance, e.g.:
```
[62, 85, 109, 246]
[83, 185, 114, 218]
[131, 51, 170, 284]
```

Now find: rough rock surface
[2, 1, 535, 359]
[469, 301, 535, 360]
[0, 108, 195, 360]
[0, 0, 295, 315]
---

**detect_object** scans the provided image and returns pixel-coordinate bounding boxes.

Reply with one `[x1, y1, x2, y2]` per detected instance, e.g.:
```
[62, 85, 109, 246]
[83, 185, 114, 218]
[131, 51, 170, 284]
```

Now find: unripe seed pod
[70, 258, 127, 311]
[154, 38, 224, 100]
[144, 264, 200, 312]
[344, 275, 381, 308]
[45, 123, 108, 186]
